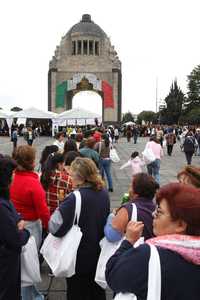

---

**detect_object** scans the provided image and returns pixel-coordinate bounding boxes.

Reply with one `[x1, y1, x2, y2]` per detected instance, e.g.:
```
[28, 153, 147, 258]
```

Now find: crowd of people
[0, 123, 200, 300]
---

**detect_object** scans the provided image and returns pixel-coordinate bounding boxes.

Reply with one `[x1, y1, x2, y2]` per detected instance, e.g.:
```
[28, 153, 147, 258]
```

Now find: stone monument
[48, 14, 122, 123]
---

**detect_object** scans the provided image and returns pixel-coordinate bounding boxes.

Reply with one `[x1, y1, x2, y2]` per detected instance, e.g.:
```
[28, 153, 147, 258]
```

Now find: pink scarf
[146, 234, 200, 265]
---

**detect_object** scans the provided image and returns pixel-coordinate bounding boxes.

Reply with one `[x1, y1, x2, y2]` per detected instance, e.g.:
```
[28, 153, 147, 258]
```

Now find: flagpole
[156, 77, 158, 113]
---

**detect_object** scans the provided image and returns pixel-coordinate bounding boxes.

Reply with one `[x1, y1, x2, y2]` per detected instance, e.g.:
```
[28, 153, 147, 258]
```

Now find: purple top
[123, 197, 155, 240]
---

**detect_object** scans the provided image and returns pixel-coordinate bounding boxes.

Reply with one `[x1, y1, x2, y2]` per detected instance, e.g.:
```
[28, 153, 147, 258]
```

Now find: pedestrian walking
[11, 127, 18, 151]
[132, 126, 139, 144]
[25, 127, 35, 146]
[120, 151, 145, 176]
[96, 134, 114, 192]
[183, 131, 196, 165]
[145, 135, 163, 184]
[126, 125, 132, 142]
[165, 128, 176, 156]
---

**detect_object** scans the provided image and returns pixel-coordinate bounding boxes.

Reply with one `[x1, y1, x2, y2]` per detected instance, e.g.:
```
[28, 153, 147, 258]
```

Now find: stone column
[48, 68, 57, 112]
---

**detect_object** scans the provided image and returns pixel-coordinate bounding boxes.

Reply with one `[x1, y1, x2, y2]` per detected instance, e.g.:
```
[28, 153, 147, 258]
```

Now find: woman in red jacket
[10, 145, 50, 300]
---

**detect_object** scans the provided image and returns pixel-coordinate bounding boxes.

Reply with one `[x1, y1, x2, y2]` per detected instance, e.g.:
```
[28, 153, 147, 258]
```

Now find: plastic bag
[95, 204, 137, 289]
[142, 147, 156, 164]
[110, 148, 120, 163]
[95, 237, 122, 289]
[40, 190, 82, 278]
[21, 236, 41, 287]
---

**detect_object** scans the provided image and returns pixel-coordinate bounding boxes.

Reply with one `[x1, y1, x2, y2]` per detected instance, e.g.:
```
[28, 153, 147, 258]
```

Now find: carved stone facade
[48, 14, 122, 123]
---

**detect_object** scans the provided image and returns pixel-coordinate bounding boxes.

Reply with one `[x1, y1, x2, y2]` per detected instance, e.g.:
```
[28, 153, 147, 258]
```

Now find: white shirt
[53, 140, 64, 152]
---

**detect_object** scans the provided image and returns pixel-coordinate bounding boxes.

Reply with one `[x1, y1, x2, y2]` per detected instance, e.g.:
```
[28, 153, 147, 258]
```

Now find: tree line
[123, 64, 200, 125]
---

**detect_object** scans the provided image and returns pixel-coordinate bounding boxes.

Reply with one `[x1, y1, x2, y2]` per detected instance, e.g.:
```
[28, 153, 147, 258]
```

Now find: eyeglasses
[153, 205, 171, 218]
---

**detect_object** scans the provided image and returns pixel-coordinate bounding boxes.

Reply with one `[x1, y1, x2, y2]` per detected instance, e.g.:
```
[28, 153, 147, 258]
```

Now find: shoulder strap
[73, 190, 82, 225]
[131, 203, 137, 222]
[147, 245, 161, 300]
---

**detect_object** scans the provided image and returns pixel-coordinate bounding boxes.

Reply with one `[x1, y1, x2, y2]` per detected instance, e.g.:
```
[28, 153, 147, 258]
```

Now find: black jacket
[53, 187, 110, 276]
[106, 240, 200, 300]
[0, 197, 30, 300]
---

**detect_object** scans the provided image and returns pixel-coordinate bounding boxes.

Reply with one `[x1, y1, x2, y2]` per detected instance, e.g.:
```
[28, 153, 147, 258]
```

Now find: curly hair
[177, 165, 200, 188]
[70, 157, 104, 191]
[14, 145, 36, 171]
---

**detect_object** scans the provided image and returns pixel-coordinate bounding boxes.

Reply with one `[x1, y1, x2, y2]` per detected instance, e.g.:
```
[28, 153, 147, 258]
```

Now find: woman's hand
[17, 220, 26, 230]
[125, 221, 144, 244]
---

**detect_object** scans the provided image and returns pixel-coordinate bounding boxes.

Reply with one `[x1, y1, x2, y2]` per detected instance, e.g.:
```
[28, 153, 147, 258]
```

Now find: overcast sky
[0, 0, 200, 115]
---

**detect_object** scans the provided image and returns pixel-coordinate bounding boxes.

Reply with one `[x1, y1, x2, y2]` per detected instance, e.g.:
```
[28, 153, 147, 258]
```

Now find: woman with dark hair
[63, 138, 78, 158]
[106, 183, 200, 300]
[126, 125, 132, 142]
[41, 152, 73, 215]
[38, 145, 59, 173]
[64, 150, 80, 174]
[0, 155, 30, 299]
[76, 133, 84, 150]
[53, 132, 65, 152]
[183, 130, 196, 165]
[104, 173, 157, 242]
[96, 133, 113, 192]
[49, 157, 110, 300]
[10, 145, 50, 300]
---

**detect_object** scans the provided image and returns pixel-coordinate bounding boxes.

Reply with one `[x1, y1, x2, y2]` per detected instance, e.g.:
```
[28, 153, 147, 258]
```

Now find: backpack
[183, 136, 195, 152]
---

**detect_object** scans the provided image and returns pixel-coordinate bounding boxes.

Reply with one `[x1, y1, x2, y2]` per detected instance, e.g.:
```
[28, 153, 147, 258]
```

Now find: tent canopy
[10, 107, 57, 119]
[0, 110, 9, 119]
[123, 121, 135, 126]
[56, 107, 101, 120]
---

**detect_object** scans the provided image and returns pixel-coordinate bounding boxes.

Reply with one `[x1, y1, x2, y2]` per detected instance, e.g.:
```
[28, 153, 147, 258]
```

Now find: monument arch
[48, 14, 122, 123]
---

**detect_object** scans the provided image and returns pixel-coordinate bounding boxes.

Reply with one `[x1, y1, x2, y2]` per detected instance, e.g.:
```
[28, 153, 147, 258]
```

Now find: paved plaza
[0, 135, 199, 299]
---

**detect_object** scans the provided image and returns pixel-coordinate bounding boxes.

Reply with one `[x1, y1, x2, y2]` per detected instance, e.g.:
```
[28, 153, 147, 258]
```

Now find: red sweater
[10, 171, 50, 229]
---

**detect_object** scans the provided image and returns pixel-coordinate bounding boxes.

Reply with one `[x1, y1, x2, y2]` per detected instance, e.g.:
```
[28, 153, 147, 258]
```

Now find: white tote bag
[110, 148, 120, 163]
[114, 244, 161, 300]
[21, 236, 41, 287]
[95, 203, 138, 289]
[40, 190, 82, 278]
[142, 147, 156, 164]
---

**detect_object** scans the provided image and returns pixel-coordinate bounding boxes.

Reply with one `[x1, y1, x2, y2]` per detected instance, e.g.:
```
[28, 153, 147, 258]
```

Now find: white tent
[0, 110, 13, 136]
[123, 121, 135, 126]
[10, 107, 57, 119]
[56, 107, 101, 123]
[0, 110, 9, 118]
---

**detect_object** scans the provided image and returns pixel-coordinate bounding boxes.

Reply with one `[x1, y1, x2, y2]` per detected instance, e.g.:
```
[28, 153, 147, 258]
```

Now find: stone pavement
[0, 135, 199, 299]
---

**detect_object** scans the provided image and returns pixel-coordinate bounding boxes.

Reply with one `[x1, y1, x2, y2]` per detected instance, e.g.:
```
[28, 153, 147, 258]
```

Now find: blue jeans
[21, 286, 44, 300]
[100, 158, 113, 190]
[133, 135, 138, 144]
[147, 159, 160, 184]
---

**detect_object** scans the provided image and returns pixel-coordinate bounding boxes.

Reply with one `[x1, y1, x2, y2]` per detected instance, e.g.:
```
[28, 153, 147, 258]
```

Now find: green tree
[186, 65, 200, 111]
[122, 111, 134, 123]
[137, 110, 156, 124]
[10, 106, 23, 111]
[160, 80, 184, 124]
[179, 107, 200, 124]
